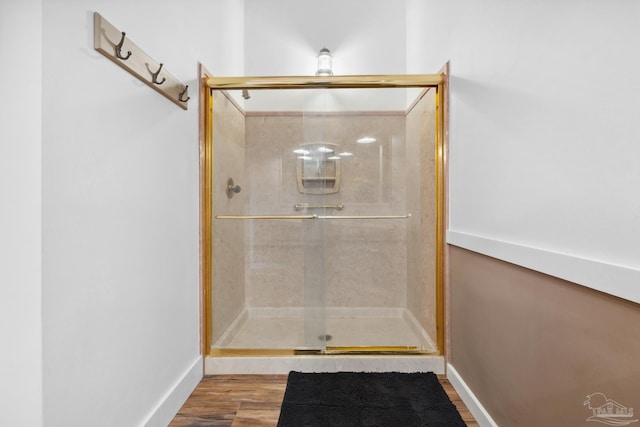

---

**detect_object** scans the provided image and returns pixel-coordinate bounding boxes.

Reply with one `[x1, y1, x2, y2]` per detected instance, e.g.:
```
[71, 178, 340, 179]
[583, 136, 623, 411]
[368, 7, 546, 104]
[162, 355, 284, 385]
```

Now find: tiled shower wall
[243, 109, 436, 315]
[244, 113, 407, 309]
[212, 91, 246, 344]
[406, 89, 437, 340]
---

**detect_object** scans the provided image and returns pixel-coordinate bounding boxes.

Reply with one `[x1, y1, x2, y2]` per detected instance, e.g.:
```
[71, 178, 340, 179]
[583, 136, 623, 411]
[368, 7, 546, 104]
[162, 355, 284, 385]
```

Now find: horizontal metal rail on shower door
[214, 214, 318, 220]
[318, 214, 411, 219]
[214, 214, 411, 220]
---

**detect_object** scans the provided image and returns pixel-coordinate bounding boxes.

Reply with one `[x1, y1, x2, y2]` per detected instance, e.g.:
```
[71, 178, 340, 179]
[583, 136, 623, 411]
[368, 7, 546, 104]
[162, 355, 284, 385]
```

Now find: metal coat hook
[115, 32, 132, 60]
[151, 63, 166, 85]
[179, 85, 190, 102]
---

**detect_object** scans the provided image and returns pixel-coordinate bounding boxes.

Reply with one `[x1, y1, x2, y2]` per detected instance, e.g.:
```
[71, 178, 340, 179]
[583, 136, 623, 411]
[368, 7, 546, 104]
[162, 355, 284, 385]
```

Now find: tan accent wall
[449, 246, 640, 426]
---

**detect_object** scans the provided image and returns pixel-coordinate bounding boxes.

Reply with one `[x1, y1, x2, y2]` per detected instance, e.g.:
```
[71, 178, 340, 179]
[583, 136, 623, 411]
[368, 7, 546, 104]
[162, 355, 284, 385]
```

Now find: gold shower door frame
[200, 70, 449, 357]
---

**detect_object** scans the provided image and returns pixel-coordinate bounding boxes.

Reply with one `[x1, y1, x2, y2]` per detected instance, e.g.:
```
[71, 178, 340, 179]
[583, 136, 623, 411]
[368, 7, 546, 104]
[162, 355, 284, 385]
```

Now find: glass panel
[210, 85, 438, 354]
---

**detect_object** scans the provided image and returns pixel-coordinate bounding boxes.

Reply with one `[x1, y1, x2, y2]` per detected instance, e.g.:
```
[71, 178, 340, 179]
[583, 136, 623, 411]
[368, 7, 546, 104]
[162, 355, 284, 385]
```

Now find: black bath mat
[277, 371, 466, 427]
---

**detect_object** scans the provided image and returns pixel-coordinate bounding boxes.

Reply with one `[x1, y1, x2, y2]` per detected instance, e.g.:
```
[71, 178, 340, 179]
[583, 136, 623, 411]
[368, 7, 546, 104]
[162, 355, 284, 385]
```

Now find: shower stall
[202, 74, 446, 359]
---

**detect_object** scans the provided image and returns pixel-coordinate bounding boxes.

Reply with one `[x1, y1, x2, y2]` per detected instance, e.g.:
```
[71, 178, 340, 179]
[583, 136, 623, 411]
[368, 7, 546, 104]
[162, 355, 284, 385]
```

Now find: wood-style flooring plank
[231, 402, 283, 426]
[169, 375, 286, 427]
[170, 374, 479, 426]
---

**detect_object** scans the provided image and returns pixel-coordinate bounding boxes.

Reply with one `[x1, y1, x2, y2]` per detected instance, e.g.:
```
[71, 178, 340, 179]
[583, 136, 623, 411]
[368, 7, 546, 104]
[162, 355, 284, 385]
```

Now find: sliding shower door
[210, 88, 330, 351]
[298, 87, 438, 352]
[208, 81, 441, 354]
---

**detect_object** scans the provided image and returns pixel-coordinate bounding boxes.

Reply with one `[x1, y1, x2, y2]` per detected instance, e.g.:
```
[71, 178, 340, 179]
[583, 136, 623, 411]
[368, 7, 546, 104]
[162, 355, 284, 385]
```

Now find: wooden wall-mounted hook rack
[93, 12, 189, 110]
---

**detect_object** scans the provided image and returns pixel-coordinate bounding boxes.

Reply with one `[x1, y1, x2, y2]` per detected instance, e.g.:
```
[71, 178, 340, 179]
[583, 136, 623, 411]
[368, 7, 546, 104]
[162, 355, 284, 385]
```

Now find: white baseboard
[447, 363, 498, 427]
[141, 356, 203, 427]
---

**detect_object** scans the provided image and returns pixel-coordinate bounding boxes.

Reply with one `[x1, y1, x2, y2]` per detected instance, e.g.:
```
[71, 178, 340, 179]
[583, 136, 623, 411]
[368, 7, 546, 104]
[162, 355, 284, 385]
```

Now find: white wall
[243, 0, 409, 111]
[0, 1, 43, 426]
[407, 0, 640, 302]
[40, 1, 243, 426]
[245, 0, 407, 76]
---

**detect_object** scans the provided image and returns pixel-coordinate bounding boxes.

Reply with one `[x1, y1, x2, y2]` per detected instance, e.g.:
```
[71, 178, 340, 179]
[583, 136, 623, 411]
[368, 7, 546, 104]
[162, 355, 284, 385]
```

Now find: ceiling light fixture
[316, 47, 333, 76]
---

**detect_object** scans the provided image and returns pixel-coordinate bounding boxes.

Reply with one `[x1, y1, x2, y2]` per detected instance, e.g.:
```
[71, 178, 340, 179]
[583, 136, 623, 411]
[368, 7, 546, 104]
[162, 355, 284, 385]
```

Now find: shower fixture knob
[226, 178, 241, 199]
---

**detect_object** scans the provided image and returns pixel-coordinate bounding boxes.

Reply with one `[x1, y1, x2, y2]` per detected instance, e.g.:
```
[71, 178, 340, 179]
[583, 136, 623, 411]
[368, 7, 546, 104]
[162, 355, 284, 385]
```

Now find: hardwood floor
[169, 374, 479, 426]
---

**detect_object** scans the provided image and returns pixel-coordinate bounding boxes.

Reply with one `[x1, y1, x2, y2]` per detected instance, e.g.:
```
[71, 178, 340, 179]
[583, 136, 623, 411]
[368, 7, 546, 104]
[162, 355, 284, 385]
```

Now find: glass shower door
[297, 87, 439, 353]
[210, 87, 332, 352]
[209, 83, 439, 354]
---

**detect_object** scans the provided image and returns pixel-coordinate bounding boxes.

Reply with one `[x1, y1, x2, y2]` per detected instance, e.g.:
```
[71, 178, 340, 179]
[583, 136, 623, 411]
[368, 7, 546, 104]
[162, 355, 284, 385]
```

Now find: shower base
[207, 307, 443, 375]
[214, 307, 437, 350]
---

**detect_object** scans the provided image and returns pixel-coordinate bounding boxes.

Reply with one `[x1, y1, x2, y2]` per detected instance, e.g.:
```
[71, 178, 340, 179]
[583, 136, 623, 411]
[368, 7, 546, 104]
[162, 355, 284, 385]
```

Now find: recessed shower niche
[203, 75, 446, 361]
[295, 143, 341, 194]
